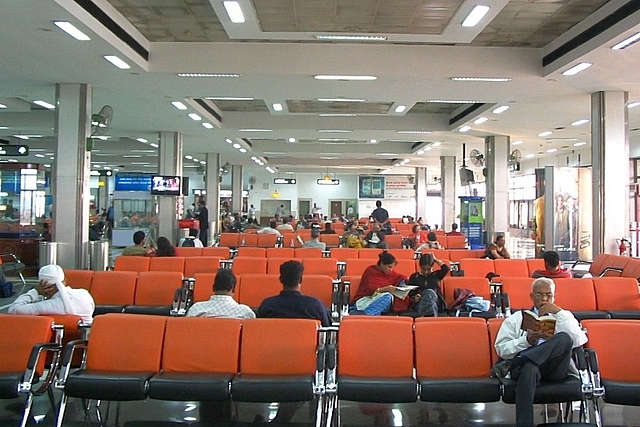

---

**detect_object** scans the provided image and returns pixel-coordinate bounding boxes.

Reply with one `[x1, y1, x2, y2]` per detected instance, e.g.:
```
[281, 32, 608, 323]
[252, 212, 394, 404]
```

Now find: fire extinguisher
[619, 238, 630, 256]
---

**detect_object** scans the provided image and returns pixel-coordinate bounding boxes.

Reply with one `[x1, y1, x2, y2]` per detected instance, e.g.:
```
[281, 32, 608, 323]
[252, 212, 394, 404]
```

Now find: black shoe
[491, 359, 512, 380]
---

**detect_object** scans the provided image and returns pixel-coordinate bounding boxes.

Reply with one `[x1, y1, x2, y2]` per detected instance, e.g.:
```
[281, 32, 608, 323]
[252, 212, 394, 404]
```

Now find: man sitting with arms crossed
[9, 264, 95, 323]
[187, 268, 255, 319]
[531, 250, 573, 279]
[493, 277, 587, 427]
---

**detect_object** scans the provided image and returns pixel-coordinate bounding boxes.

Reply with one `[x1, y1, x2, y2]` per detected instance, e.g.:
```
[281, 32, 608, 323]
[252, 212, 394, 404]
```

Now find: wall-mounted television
[459, 168, 475, 186]
[151, 175, 181, 196]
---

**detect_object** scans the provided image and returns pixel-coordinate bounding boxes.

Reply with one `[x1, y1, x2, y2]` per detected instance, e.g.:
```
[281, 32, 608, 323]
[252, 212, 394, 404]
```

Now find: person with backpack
[178, 228, 204, 248]
[407, 253, 449, 316]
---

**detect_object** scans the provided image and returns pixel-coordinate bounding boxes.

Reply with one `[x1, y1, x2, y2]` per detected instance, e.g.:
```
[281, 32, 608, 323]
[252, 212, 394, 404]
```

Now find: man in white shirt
[301, 228, 326, 250]
[187, 269, 255, 319]
[9, 264, 95, 323]
[257, 221, 282, 237]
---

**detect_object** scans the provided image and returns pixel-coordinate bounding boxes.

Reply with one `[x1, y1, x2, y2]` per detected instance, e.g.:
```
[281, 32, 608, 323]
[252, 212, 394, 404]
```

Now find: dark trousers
[200, 228, 208, 246]
[511, 332, 573, 427]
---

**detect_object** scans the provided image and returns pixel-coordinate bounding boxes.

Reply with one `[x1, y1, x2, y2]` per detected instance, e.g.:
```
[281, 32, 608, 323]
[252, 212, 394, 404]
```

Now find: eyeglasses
[533, 292, 554, 299]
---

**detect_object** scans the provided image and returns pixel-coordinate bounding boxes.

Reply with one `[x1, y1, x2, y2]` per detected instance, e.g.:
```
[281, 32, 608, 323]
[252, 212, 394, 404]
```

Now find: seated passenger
[257, 220, 282, 237]
[408, 224, 428, 249]
[145, 236, 176, 257]
[493, 278, 587, 427]
[363, 223, 388, 249]
[344, 222, 364, 249]
[177, 228, 204, 248]
[416, 232, 444, 251]
[258, 260, 331, 327]
[320, 222, 336, 234]
[531, 250, 572, 279]
[351, 252, 409, 315]
[122, 230, 149, 256]
[8, 264, 95, 323]
[407, 253, 449, 316]
[483, 234, 511, 259]
[445, 222, 464, 236]
[301, 228, 326, 250]
[186, 268, 255, 319]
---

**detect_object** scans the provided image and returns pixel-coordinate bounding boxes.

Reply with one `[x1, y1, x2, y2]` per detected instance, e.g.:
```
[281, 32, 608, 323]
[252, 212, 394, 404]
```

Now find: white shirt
[257, 227, 282, 237]
[186, 294, 256, 319]
[9, 288, 95, 323]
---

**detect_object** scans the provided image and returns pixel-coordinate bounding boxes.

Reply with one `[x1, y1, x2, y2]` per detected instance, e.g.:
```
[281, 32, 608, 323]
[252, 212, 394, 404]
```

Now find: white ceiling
[0, 0, 639, 177]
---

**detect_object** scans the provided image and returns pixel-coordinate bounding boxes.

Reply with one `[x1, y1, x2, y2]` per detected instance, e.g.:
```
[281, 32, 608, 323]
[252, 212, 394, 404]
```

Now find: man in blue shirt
[258, 260, 331, 327]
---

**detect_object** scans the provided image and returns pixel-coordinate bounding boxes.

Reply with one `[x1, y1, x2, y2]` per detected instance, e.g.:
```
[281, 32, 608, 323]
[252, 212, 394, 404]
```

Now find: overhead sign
[0, 145, 29, 156]
[274, 178, 297, 184]
[317, 178, 340, 185]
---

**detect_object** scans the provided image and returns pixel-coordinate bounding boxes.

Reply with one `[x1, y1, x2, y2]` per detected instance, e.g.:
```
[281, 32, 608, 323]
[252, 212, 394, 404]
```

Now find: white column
[415, 167, 427, 221]
[205, 153, 221, 237]
[440, 156, 456, 230]
[485, 135, 510, 241]
[592, 91, 629, 255]
[231, 164, 243, 213]
[157, 131, 183, 244]
[53, 83, 92, 269]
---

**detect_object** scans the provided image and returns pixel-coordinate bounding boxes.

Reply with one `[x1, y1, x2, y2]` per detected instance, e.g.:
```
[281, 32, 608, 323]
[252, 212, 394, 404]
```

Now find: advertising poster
[554, 167, 592, 261]
[359, 176, 385, 199]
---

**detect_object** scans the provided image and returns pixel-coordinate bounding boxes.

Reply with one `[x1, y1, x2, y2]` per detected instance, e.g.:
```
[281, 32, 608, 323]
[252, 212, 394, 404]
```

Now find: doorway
[299, 199, 311, 218]
[330, 200, 343, 218]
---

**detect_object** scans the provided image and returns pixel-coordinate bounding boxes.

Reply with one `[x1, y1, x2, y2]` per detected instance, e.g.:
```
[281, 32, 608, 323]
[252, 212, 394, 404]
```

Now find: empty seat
[443, 235, 468, 249]
[257, 233, 279, 248]
[91, 270, 138, 315]
[494, 259, 530, 278]
[328, 247, 360, 262]
[415, 317, 501, 403]
[266, 247, 295, 258]
[302, 257, 339, 278]
[319, 234, 341, 248]
[294, 247, 324, 258]
[385, 234, 405, 249]
[202, 246, 232, 259]
[64, 269, 94, 291]
[128, 271, 183, 315]
[500, 277, 536, 310]
[300, 274, 335, 308]
[458, 258, 495, 278]
[175, 247, 203, 257]
[218, 233, 239, 248]
[237, 247, 266, 258]
[343, 258, 374, 277]
[231, 257, 268, 275]
[448, 250, 480, 263]
[592, 277, 640, 317]
[148, 256, 185, 273]
[385, 249, 416, 259]
[267, 257, 302, 275]
[114, 256, 150, 273]
[148, 317, 242, 401]
[554, 278, 605, 319]
[183, 256, 221, 277]
[358, 248, 383, 259]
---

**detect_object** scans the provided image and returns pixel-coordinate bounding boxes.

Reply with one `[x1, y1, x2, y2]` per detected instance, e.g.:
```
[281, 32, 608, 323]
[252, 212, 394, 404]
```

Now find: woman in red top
[408, 224, 428, 249]
[352, 252, 408, 315]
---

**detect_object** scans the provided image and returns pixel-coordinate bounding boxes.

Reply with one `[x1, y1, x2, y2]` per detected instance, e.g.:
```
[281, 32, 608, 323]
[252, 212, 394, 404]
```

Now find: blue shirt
[258, 290, 331, 326]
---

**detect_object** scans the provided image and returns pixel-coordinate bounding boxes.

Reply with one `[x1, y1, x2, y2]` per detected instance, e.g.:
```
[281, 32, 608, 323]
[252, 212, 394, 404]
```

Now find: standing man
[346, 204, 355, 219]
[197, 200, 209, 247]
[371, 200, 390, 233]
[493, 278, 587, 427]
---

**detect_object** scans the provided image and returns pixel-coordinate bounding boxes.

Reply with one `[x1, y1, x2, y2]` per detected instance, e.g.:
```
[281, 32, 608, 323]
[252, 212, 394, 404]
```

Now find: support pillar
[440, 156, 456, 230]
[592, 91, 629, 255]
[205, 153, 221, 238]
[415, 167, 427, 222]
[157, 131, 183, 244]
[485, 135, 510, 242]
[53, 83, 92, 269]
[231, 164, 243, 213]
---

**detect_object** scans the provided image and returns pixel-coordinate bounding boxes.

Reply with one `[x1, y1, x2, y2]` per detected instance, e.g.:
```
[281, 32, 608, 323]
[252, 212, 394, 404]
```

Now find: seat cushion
[122, 305, 172, 316]
[419, 378, 501, 403]
[231, 374, 314, 402]
[572, 311, 610, 321]
[0, 372, 22, 399]
[337, 376, 418, 403]
[148, 372, 233, 401]
[602, 380, 640, 406]
[502, 376, 582, 404]
[606, 310, 640, 320]
[93, 305, 125, 316]
[64, 370, 155, 400]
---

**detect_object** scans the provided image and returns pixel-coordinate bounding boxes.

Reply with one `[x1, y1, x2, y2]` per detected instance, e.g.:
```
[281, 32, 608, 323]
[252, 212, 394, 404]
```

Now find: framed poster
[359, 176, 385, 198]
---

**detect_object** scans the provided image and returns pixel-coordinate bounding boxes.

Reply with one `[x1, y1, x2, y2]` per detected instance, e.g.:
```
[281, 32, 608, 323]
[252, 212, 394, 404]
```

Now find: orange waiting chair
[237, 247, 266, 258]
[113, 256, 150, 273]
[90, 270, 138, 315]
[149, 256, 185, 273]
[301, 274, 336, 310]
[415, 317, 501, 403]
[319, 234, 342, 248]
[329, 247, 360, 262]
[458, 258, 495, 278]
[302, 257, 339, 278]
[554, 278, 607, 320]
[183, 256, 221, 277]
[343, 259, 374, 277]
[56, 313, 167, 427]
[63, 269, 94, 292]
[266, 247, 295, 258]
[441, 277, 491, 309]
[218, 233, 240, 248]
[0, 315, 60, 427]
[384, 234, 405, 249]
[257, 233, 279, 248]
[235, 274, 282, 309]
[231, 318, 323, 411]
[202, 246, 232, 259]
[174, 247, 203, 257]
[125, 271, 183, 316]
[193, 273, 217, 303]
[592, 277, 640, 318]
[295, 247, 324, 258]
[230, 256, 268, 276]
[267, 257, 302, 274]
[148, 317, 242, 402]
[493, 259, 530, 278]
[500, 277, 536, 310]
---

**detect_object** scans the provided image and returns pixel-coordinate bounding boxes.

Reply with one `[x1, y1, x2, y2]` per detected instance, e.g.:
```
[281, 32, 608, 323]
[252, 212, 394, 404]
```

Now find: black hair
[543, 251, 560, 268]
[376, 200, 382, 207]
[280, 260, 304, 289]
[378, 251, 396, 266]
[311, 228, 321, 238]
[451, 223, 458, 231]
[188, 228, 199, 238]
[269, 221, 277, 228]
[427, 232, 437, 242]
[412, 224, 420, 233]
[133, 230, 146, 245]
[155, 236, 176, 257]
[213, 268, 236, 292]
[419, 253, 435, 267]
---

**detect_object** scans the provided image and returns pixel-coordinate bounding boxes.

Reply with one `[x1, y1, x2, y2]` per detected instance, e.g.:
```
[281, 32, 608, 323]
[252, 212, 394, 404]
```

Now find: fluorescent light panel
[103, 55, 131, 69]
[188, 113, 201, 121]
[451, 77, 511, 82]
[611, 32, 640, 50]
[462, 5, 490, 27]
[459, 126, 471, 132]
[315, 35, 387, 41]
[202, 122, 214, 129]
[54, 21, 90, 41]
[177, 73, 240, 78]
[317, 98, 366, 102]
[394, 105, 407, 113]
[571, 119, 589, 126]
[272, 103, 283, 111]
[538, 131, 552, 137]
[628, 101, 640, 109]
[33, 100, 55, 109]
[492, 105, 509, 114]
[0, 104, 6, 109]
[512, 140, 523, 145]
[223, 1, 245, 23]
[474, 117, 488, 124]
[314, 75, 377, 81]
[206, 96, 254, 101]
[562, 62, 592, 76]
[171, 101, 187, 110]
[427, 99, 477, 104]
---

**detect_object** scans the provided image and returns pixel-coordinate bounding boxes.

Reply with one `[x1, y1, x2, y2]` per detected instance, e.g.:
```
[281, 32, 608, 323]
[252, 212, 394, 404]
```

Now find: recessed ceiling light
[149, 143, 158, 148]
[33, 100, 55, 110]
[492, 105, 510, 114]
[538, 131, 552, 137]
[171, 101, 187, 110]
[53, 21, 90, 41]
[318, 129, 352, 133]
[427, 99, 478, 104]
[571, 119, 589, 126]
[238, 148, 247, 153]
[288, 138, 296, 143]
[238, 129, 273, 132]
[225, 138, 233, 144]
[397, 130, 431, 134]
[512, 140, 523, 145]
[561, 62, 592, 76]
[35, 154, 45, 158]
[546, 148, 558, 153]
[546, 138, 578, 142]
[205, 96, 254, 101]
[314, 75, 377, 81]
[459, 126, 471, 132]
[462, 5, 490, 27]
[272, 103, 283, 111]
[474, 117, 488, 124]
[451, 77, 511, 82]
[223, 1, 245, 23]
[200, 161, 206, 164]
[628, 101, 640, 109]
[611, 32, 640, 50]
[0, 126, 8, 130]
[177, 73, 240, 78]
[525, 153, 535, 158]
[136, 138, 148, 143]
[314, 35, 387, 41]
[103, 55, 131, 69]
[185, 155, 193, 160]
[188, 113, 202, 121]
[573, 141, 587, 146]
[0, 104, 6, 109]
[317, 98, 366, 102]
[202, 122, 214, 129]
[369, 139, 378, 144]
[416, 150, 425, 155]
[432, 141, 442, 146]
[394, 105, 407, 113]
[13, 135, 29, 140]
[232, 144, 241, 149]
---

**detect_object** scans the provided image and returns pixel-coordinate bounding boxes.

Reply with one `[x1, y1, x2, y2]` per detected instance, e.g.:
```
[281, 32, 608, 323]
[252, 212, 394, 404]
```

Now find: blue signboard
[114, 174, 152, 192]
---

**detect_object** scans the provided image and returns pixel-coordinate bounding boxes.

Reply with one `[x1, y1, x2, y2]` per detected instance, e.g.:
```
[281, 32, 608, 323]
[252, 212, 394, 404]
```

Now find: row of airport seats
[571, 252, 640, 280]
[64, 269, 339, 318]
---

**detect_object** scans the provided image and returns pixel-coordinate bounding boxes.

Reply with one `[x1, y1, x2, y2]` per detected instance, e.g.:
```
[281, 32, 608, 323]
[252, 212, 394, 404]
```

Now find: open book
[521, 310, 556, 337]
[387, 285, 418, 299]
